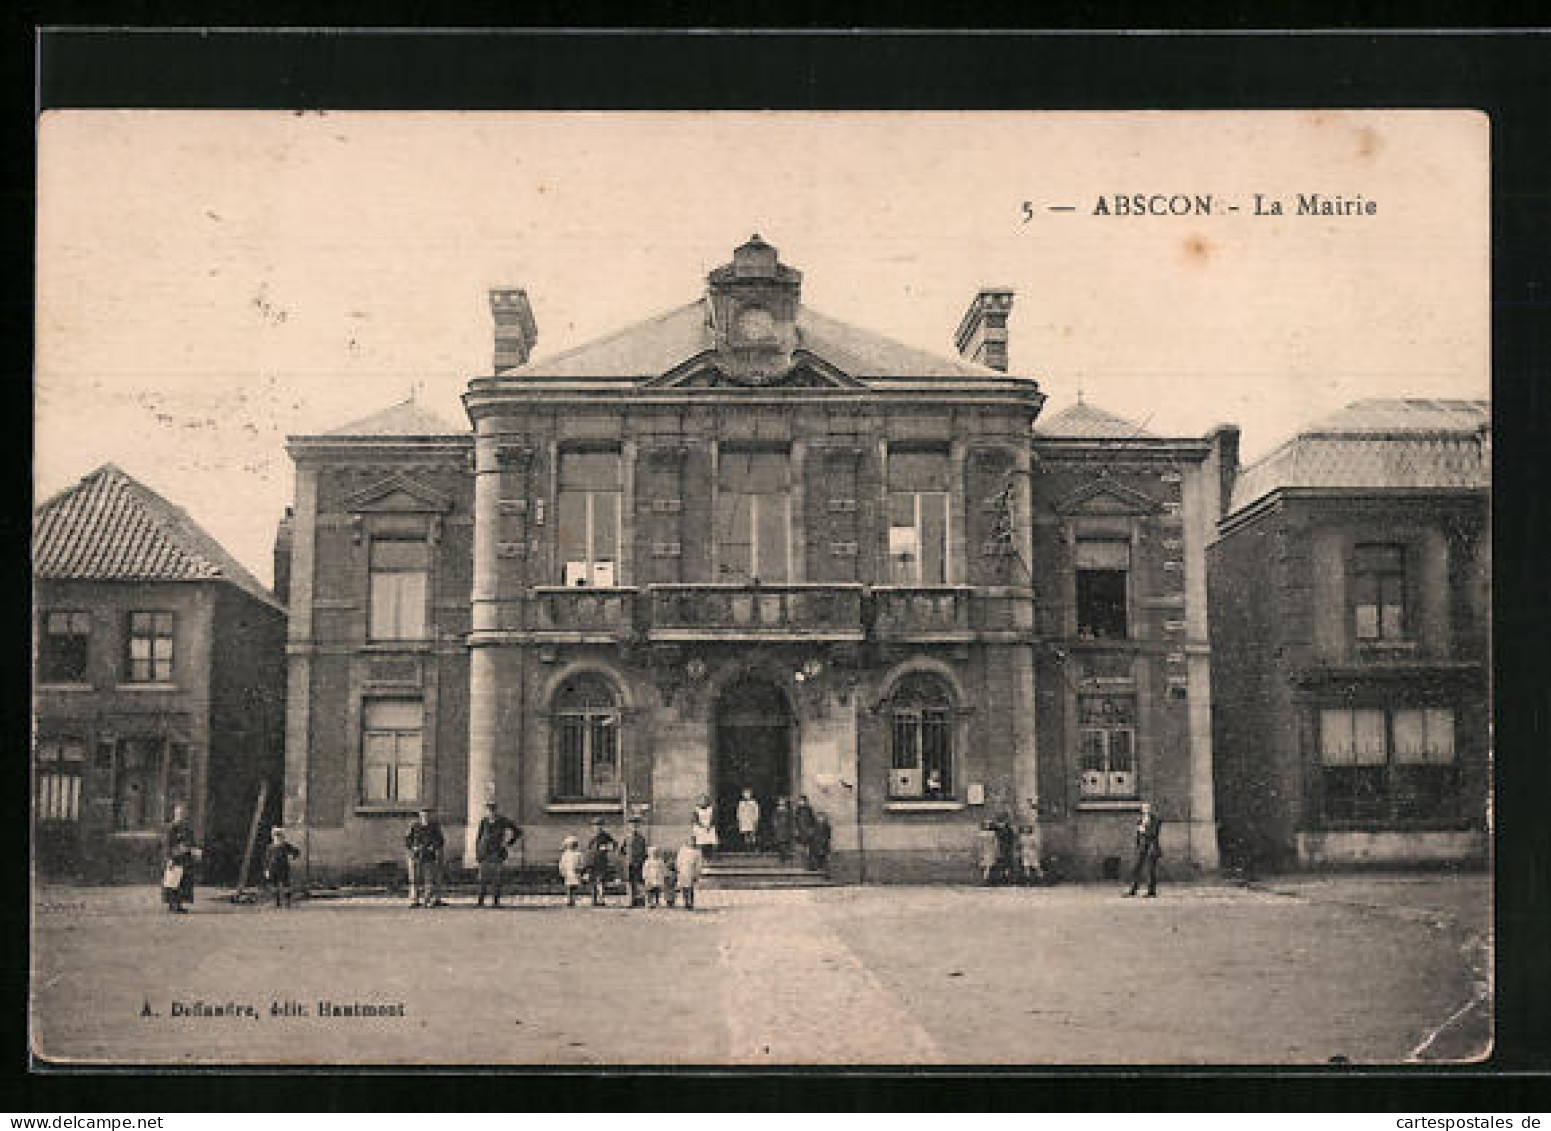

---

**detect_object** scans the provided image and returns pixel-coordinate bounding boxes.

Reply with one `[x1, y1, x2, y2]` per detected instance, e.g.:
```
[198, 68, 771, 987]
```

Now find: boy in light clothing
[674, 839, 705, 910]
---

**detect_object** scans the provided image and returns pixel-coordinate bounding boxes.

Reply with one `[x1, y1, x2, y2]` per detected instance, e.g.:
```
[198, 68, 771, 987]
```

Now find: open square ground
[31, 873, 1489, 1066]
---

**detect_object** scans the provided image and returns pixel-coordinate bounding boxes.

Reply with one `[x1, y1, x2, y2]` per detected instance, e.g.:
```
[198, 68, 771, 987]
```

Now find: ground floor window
[888, 673, 954, 799]
[36, 738, 85, 822]
[552, 674, 621, 800]
[1078, 694, 1137, 797]
[362, 699, 423, 805]
[1318, 707, 1457, 823]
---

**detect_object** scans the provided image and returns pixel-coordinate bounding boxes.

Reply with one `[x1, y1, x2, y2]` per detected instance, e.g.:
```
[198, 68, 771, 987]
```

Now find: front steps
[702, 851, 831, 889]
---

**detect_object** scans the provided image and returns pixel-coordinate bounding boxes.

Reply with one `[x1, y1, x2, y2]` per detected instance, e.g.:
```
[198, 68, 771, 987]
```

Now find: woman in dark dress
[162, 804, 197, 913]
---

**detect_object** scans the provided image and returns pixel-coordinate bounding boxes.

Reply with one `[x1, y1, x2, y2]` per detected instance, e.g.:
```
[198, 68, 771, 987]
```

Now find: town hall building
[279, 236, 1228, 883]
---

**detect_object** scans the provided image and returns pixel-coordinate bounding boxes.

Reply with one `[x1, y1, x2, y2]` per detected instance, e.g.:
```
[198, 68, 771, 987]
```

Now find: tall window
[369, 538, 429, 640]
[1353, 544, 1407, 641]
[1078, 694, 1137, 798]
[558, 451, 622, 587]
[1319, 707, 1457, 823]
[716, 450, 790, 583]
[361, 699, 423, 804]
[125, 612, 175, 682]
[36, 738, 85, 822]
[888, 673, 954, 799]
[552, 674, 621, 801]
[39, 611, 91, 683]
[888, 450, 950, 584]
[112, 737, 188, 829]
[1076, 539, 1130, 639]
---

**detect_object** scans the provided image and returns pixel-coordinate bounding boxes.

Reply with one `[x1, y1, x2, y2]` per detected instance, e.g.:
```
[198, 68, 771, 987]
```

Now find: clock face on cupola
[708, 234, 803, 385]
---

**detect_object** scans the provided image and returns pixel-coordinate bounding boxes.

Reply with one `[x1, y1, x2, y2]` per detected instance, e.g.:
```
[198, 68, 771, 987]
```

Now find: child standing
[736, 786, 760, 851]
[674, 839, 705, 910]
[558, 836, 585, 907]
[642, 846, 668, 907]
[976, 821, 1000, 885]
[263, 827, 301, 908]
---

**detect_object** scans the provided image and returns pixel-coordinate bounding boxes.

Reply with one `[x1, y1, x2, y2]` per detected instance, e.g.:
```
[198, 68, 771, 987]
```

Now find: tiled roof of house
[324, 398, 466, 437]
[1230, 398, 1490, 514]
[504, 298, 1009, 382]
[34, 464, 280, 609]
[1033, 400, 1158, 439]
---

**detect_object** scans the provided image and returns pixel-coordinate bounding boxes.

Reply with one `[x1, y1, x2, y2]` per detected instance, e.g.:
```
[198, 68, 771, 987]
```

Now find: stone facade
[280, 238, 1226, 883]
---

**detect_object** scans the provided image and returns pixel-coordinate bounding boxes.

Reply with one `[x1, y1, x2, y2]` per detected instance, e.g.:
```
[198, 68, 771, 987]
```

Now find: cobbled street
[31, 873, 1489, 1066]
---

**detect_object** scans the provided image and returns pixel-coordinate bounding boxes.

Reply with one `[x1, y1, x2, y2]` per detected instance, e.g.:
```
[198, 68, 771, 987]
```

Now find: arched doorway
[712, 675, 794, 849]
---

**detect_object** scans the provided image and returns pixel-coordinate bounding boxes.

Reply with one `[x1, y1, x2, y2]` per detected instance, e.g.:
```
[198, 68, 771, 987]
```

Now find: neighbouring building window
[1319, 707, 1457, 823]
[1353, 544, 1408, 641]
[39, 611, 91, 683]
[369, 537, 429, 640]
[124, 612, 175, 682]
[36, 738, 85, 822]
[888, 673, 955, 799]
[361, 699, 423, 805]
[1076, 539, 1130, 639]
[552, 674, 621, 800]
[716, 450, 791, 583]
[1078, 694, 1138, 798]
[888, 450, 951, 585]
[558, 451, 622, 587]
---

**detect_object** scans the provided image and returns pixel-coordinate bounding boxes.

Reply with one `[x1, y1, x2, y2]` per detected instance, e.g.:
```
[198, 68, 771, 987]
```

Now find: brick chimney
[489, 288, 538, 374]
[954, 288, 1015, 372]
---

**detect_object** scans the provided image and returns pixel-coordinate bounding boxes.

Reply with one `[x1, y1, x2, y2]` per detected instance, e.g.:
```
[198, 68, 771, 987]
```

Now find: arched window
[552, 673, 621, 801]
[888, 672, 955, 799]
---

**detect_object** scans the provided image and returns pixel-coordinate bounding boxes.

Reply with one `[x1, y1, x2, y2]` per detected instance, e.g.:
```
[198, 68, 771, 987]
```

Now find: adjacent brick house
[33, 465, 287, 882]
[1208, 400, 1491, 870]
[278, 236, 1229, 883]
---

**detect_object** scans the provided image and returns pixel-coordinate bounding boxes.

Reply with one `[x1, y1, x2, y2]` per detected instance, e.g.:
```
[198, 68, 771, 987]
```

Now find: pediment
[644, 350, 862, 390]
[346, 473, 453, 514]
[1050, 479, 1165, 516]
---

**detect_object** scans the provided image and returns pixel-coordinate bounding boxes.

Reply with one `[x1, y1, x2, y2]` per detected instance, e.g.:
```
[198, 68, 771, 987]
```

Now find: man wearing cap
[618, 815, 649, 908]
[404, 807, 446, 908]
[583, 817, 618, 907]
[474, 800, 523, 908]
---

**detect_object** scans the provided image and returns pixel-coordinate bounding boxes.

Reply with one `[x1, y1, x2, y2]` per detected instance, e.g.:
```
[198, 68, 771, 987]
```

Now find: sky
[36, 111, 1488, 588]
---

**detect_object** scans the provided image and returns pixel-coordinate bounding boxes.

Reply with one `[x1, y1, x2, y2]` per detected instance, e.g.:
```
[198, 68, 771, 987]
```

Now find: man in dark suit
[474, 800, 522, 908]
[618, 815, 648, 908]
[1124, 802, 1163, 898]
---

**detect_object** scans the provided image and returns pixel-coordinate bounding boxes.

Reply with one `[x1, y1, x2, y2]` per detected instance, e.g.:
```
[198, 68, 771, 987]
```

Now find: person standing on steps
[1124, 801, 1163, 898]
[736, 786, 761, 851]
[772, 796, 795, 864]
[584, 816, 618, 907]
[691, 794, 719, 861]
[794, 795, 817, 866]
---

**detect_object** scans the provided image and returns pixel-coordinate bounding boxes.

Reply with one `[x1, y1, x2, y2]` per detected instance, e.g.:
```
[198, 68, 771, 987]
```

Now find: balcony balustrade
[870, 586, 975, 640]
[647, 584, 866, 642]
[527, 586, 638, 638]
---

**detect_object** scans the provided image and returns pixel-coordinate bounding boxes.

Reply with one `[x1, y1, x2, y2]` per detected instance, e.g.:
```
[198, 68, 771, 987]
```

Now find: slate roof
[1230, 398, 1490, 514]
[504, 298, 1009, 382]
[34, 464, 280, 609]
[324, 398, 466, 437]
[1034, 400, 1158, 439]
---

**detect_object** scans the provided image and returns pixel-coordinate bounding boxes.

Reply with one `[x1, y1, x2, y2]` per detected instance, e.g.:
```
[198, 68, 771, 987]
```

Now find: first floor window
[716, 449, 791, 583]
[1319, 707, 1457, 823]
[369, 539, 429, 640]
[887, 450, 951, 584]
[888, 673, 954, 798]
[558, 450, 622, 587]
[1076, 540, 1130, 639]
[125, 612, 175, 682]
[552, 674, 621, 800]
[39, 611, 91, 683]
[1353, 544, 1407, 642]
[362, 699, 423, 804]
[1079, 694, 1137, 797]
[36, 738, 85, 822]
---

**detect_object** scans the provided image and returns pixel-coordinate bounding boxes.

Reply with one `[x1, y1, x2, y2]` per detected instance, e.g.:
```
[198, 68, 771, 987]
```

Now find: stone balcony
[475, 582, 1032, 644]
[647, 584, 866, 643]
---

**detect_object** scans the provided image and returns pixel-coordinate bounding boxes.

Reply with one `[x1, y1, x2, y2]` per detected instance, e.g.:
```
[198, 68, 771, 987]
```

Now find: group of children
[558, 819, 706, 910]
